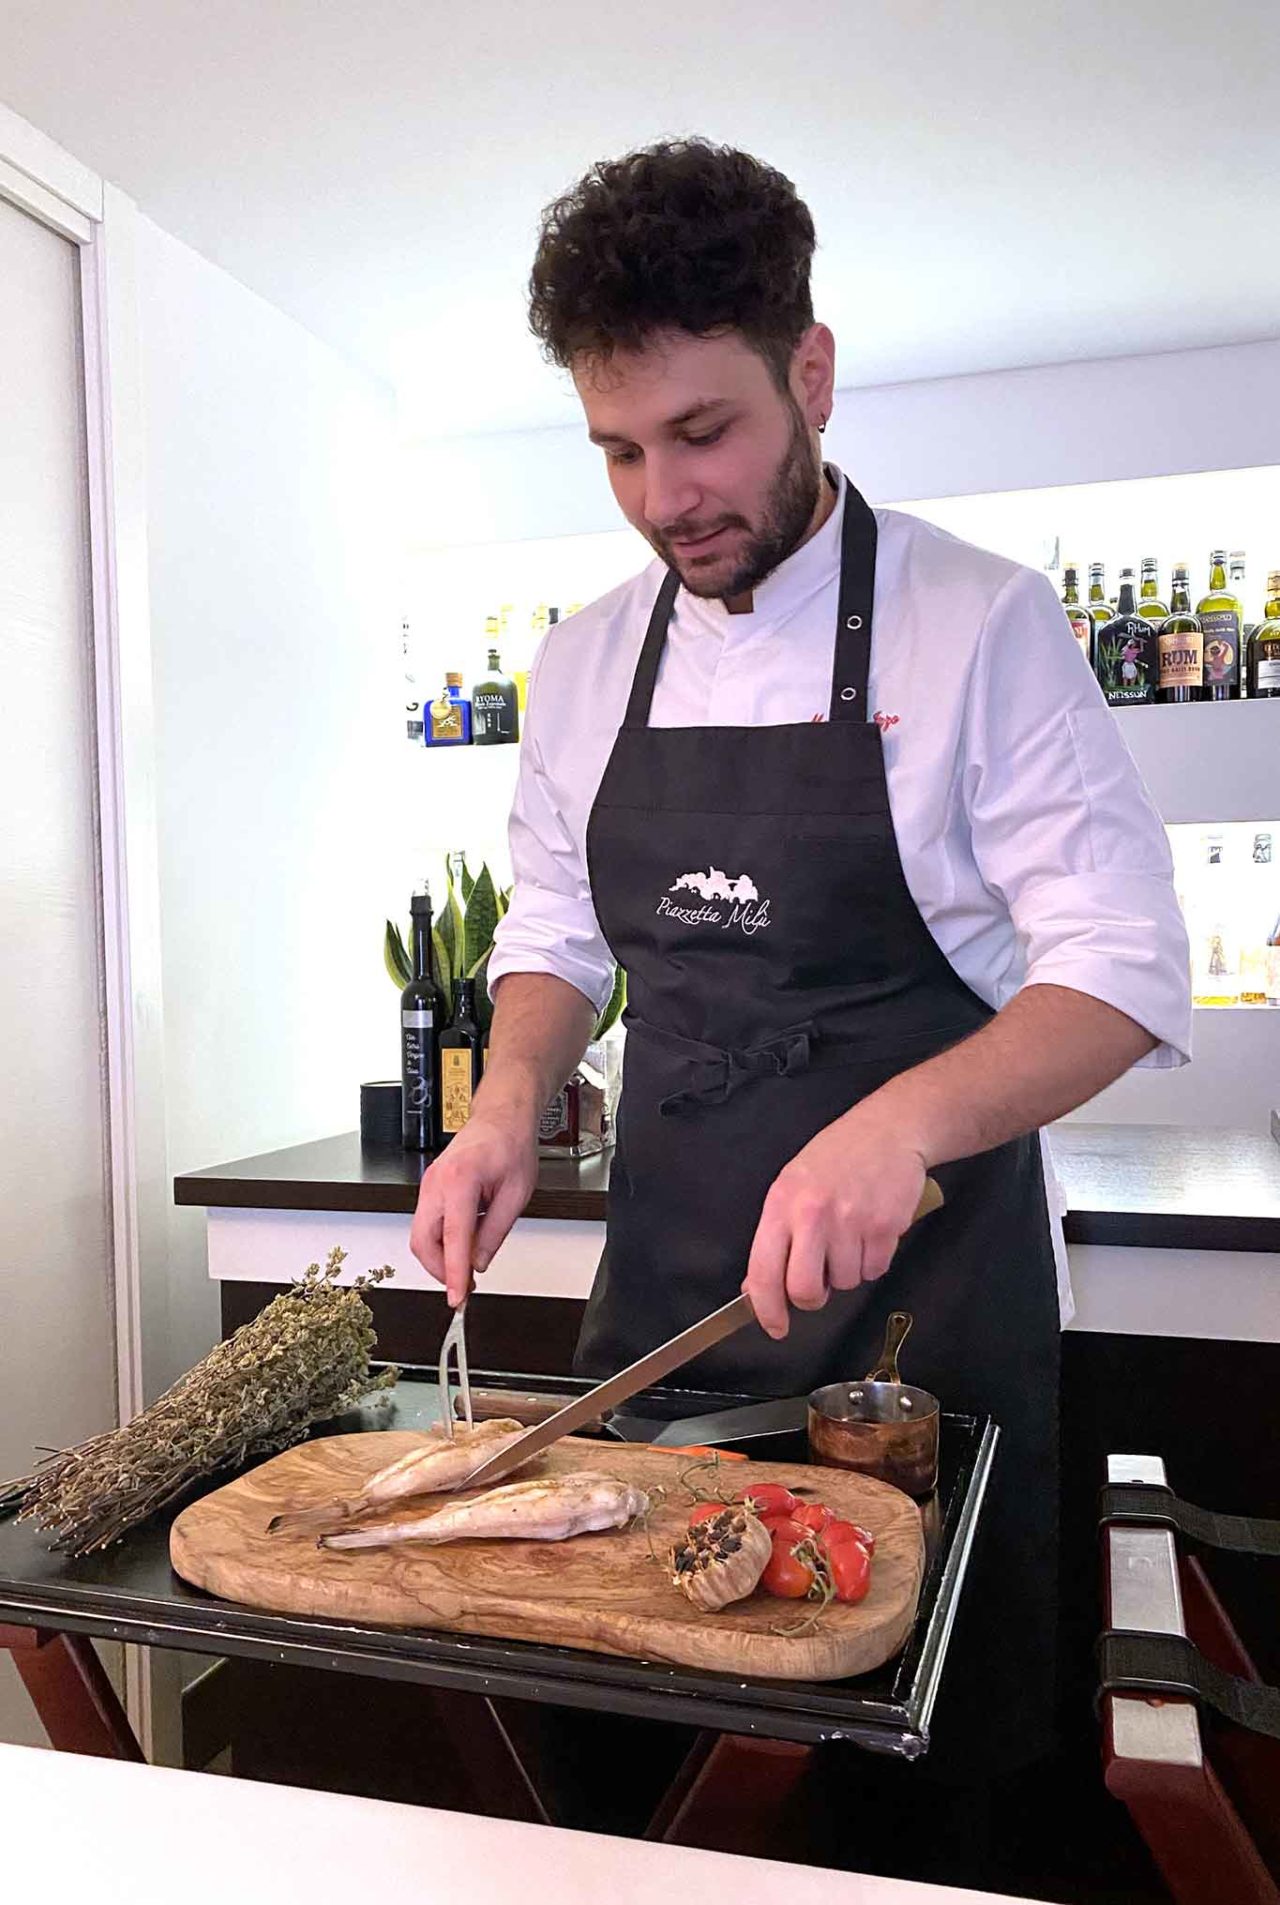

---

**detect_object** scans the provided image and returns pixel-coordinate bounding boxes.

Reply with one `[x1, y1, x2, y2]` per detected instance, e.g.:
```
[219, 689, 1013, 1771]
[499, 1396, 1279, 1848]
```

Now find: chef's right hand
[410, 1110, 538, 1307]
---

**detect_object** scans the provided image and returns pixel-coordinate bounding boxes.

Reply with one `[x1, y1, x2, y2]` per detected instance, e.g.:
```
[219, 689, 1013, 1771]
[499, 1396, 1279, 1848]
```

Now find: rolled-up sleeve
[963, 569, 1192, 1068]
[488, 652, 616, 1017]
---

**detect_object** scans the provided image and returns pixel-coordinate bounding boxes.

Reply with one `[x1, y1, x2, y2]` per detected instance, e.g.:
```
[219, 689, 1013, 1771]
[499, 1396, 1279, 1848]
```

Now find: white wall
[138, 217, 400, 1383]
[401, 336, 1280, 549]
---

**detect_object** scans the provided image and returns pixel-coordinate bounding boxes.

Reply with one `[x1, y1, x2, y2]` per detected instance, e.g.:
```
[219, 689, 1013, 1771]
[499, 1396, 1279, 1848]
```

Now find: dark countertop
[174, 1120, 1280, 1253]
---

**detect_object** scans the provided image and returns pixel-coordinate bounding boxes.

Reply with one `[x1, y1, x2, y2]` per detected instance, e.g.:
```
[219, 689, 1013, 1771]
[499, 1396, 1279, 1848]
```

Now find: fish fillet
[318, 1471, 649, 1550]
[267, 1419, 533, 1535]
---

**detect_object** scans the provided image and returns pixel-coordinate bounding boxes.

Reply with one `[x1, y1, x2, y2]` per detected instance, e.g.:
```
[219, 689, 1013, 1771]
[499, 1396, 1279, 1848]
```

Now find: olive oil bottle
[437, 979, 483, 1144]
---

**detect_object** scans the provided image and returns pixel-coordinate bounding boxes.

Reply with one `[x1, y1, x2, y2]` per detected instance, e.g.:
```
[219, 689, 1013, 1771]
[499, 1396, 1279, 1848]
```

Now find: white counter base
[206, 1207, 1280, 1344]
[0, 1742, 1027, 1905]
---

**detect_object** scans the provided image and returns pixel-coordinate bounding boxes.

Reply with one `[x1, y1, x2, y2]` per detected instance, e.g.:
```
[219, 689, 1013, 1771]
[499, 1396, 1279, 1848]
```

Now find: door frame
[0, 102, 168, 1755]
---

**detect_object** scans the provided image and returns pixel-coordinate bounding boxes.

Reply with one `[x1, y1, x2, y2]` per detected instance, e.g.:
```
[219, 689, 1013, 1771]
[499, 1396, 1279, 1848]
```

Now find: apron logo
[874, 710, 900, 731]
[657, 867, 772, 936]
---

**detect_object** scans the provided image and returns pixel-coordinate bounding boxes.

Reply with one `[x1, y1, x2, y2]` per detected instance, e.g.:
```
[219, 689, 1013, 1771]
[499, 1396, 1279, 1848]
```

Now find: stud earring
[817, 415, 828, 435]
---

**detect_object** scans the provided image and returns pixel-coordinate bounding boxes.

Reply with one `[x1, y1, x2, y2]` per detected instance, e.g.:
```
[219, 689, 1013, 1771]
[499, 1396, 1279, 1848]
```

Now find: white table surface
[0, 1742, 1030, 1905]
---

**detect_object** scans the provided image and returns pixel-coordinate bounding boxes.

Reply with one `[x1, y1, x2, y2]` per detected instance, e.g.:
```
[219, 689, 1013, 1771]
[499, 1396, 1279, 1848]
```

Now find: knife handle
[914, 1176, 944, 1223]
[454, 1387, 605, 1433]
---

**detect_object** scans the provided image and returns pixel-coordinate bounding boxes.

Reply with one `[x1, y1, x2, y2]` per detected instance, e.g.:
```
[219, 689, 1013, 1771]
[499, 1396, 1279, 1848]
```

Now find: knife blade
[460, 1291, 757, 1490]
[458, 1173, 944, 1492]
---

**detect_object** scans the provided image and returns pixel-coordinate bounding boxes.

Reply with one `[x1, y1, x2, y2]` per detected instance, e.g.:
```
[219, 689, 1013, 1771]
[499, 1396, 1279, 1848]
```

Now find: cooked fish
[267, 1419, 533, 1535]
[318, 1470, 648, 1550]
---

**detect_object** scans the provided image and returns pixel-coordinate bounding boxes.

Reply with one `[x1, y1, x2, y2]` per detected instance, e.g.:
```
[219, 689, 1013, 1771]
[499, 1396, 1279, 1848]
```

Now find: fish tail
[267, 1500, 351, 1535]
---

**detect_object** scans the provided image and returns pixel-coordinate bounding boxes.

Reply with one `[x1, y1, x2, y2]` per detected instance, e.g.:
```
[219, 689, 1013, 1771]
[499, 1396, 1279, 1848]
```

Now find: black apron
[579, 478, 1061, 1774]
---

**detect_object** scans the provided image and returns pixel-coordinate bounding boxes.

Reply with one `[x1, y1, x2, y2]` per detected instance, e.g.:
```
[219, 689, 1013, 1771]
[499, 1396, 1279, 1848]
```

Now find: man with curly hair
[413, 141, 1190, 1776]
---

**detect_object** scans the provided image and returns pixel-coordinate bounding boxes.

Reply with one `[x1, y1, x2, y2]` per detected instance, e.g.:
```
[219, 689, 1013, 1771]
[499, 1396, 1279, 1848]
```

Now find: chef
[410, 139, 1191, 1776]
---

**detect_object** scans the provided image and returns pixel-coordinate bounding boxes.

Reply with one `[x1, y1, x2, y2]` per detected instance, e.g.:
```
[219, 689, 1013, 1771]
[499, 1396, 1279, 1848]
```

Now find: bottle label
[1158, 633, 1203, 689]
[401, 1018, 434, 1118]
[538, 1086, 580, 1145]
[1257, 657, 1280, 691]
[440, 1048, 474, 1133]
[1066, 610, 1091, 655]
[430, 695, 463, 741]
[1199, 610, 1240, 684]
[472, 688, 518, 741]
[1097, 618, 1154, 703]
[401, 1008, 434, 1029]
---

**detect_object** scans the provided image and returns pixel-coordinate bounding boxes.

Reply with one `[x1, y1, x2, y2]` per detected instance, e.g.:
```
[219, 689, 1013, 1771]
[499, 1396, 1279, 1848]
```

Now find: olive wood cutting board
[170, 1433, 925, 1682]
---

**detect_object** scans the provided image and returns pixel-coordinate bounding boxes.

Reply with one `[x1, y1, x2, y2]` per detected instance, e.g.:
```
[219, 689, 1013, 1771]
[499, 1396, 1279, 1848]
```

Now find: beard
[647, 402, 823, 601]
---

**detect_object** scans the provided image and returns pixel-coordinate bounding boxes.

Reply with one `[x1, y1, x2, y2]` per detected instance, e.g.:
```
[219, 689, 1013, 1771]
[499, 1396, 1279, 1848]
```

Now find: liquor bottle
[1266, 913, 1280, 1008]
[1137, 557, 1168, 622]
[402, 618, 423, 744]
[424, 673, 472, 746]
[437, 978, 483, 1145]
[1095, 569, 1156, 706]
[472, 647, 520, 745]
[1196, 550, 1243, 700]
[1061, 564, 1094, 664]
[1156, 565, 1204, 704]
[401, 887, 445, 1151]
[1087, 563, 1110, 638]
[1245, 571, 1280, 698]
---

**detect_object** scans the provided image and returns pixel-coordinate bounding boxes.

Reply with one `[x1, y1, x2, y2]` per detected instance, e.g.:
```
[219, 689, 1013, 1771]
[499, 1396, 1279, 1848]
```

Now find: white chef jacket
[489, 470, 1193, 1325]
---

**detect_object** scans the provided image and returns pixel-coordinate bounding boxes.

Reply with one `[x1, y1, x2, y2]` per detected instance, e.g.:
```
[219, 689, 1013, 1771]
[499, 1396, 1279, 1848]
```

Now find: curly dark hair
[528, 139, 816, 390]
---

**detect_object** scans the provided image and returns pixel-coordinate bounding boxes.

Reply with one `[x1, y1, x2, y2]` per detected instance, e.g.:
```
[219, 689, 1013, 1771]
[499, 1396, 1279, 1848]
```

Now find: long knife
[460, 1174, 944, 1492]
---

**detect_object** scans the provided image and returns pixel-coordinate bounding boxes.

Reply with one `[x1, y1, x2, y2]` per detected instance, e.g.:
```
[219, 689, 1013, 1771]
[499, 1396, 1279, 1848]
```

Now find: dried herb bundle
[0, 1248, 396, 1555]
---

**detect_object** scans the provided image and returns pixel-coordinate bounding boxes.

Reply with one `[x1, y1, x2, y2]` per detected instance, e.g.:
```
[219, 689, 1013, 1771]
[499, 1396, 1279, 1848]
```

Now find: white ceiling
[4, 0, 1279, 438]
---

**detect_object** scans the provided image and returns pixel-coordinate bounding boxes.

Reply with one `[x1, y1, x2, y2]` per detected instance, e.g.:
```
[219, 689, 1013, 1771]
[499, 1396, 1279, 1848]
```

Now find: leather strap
[1097, 1629, 1280, 1741]
[1100, 1482, 1280, 1558]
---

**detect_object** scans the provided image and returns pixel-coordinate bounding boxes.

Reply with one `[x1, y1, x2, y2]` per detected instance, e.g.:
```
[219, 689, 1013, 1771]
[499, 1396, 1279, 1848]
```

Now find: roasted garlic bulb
[669, 1504, 771, 1611]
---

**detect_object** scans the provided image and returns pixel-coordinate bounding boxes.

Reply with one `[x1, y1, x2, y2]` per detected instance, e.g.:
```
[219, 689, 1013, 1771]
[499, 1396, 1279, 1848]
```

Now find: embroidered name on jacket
[656, 867, 772, 936]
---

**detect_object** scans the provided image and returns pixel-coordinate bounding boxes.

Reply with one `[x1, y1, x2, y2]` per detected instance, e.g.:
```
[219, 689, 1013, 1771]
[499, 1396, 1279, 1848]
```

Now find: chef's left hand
[743, 1110, 928, 1340]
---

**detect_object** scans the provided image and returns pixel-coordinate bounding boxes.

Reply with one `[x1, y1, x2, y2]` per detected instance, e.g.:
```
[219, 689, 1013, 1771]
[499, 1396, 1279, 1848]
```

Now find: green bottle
[1137, 556, 1168, 623]
[1061, 565, 1093, 665]
[1196, 550, 1244, 701]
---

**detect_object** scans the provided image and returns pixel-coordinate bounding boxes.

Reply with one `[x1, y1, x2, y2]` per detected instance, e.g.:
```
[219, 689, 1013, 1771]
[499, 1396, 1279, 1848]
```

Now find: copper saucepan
[807, 1311, 941, 1498]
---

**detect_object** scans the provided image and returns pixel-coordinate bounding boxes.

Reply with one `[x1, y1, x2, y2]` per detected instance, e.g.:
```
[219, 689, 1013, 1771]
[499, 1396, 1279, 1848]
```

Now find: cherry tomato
[792, 1501, 835, 1534]
[760, 1514, 809, 1542]
[761, 1525, 818, 1598]
[736, 1483, 798, 1519]
[687, 1502, 724, 1527]
[825, 1536, 872, 1603]
[824, 1518, 876, 1556]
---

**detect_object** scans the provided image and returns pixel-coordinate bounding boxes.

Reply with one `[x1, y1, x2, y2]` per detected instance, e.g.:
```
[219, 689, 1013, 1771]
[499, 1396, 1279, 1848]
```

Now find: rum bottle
[1246, 571, 1280, 699]
[1061, 564, 1094, 664]
[1156, 565, 1204, 704]
[1095, 569, 1156, 706]
[1197, 550, 1244, 700]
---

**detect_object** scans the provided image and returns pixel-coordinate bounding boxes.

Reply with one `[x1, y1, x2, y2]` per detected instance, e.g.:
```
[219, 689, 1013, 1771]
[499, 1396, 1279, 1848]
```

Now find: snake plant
[385, 856, 626, 1040]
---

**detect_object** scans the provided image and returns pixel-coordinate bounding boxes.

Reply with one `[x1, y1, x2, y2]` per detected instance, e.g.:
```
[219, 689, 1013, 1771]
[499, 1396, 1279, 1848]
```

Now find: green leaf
[437, 865, 465, 981]
[384, 921, 411, 988]
[431, 927, 452, 999]
[468, 947, 494, 1033]
[593, 964, 627, 1040]
[463, 863, 499, 973]
[460, 859, 476, 906]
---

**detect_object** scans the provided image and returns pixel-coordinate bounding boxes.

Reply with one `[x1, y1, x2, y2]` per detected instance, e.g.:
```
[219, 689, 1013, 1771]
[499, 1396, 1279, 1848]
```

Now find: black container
[360, 1080, 402, 1147]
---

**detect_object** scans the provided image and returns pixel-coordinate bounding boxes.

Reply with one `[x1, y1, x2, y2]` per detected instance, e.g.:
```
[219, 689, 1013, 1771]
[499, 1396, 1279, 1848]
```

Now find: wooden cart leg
[427, 1688, 551, 1826]
[0, 1625, 144, 1761]
[644, 1730, 814, 1854]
